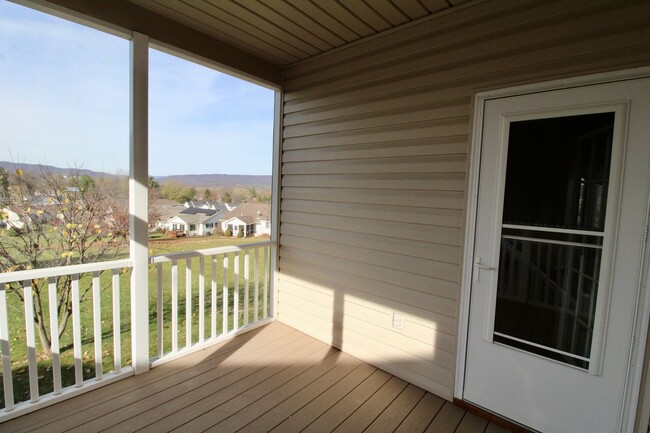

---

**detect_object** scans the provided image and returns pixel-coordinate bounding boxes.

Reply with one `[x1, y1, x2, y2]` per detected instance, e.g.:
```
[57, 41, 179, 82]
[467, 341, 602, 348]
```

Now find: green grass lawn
[0, 235, 271, 408]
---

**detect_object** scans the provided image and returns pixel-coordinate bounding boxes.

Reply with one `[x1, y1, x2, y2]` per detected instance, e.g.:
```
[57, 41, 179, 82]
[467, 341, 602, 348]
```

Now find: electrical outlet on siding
[392, 312, 404, 330]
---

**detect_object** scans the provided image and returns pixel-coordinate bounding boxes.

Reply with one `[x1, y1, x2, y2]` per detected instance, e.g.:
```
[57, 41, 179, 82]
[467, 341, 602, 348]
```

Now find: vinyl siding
[277, 0, 650, 400]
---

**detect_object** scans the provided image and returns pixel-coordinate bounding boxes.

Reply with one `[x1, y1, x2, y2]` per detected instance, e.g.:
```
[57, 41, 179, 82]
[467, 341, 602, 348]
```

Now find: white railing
[0, 241, 276, 421]
[149, 241, 275, 364]
[0, 259, 134, 421]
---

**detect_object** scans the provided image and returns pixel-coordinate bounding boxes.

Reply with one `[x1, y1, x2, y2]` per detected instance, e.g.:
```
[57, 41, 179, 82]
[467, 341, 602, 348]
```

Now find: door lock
[473, 256, 496, 283]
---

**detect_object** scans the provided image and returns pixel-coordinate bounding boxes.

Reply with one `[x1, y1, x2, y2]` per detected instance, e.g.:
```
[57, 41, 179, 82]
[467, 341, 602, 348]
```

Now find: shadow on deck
[2, 322, 514, 433]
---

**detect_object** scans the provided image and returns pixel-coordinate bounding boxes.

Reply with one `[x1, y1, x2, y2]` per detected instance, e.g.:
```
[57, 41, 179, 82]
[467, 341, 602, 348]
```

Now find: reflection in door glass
[494, 112, 615, 369]
[502, 113, 614, 231]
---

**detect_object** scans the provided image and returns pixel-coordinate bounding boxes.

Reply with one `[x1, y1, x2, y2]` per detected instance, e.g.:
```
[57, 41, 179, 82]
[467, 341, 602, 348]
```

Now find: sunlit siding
[277, 0, 650, 399]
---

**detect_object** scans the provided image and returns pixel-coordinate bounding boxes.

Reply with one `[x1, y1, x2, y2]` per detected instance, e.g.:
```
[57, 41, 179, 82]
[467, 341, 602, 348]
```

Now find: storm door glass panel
[493, 112, 614, 369]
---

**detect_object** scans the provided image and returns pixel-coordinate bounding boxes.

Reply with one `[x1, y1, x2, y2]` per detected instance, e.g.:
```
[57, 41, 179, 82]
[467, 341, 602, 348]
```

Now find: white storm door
[463, 77, 650, 433]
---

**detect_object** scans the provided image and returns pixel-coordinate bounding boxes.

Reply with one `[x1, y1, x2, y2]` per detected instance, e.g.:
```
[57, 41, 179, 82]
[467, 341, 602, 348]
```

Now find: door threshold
[453, 399, 537, 433]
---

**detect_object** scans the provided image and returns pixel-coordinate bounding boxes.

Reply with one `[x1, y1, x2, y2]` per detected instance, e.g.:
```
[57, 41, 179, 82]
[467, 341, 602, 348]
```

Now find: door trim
[455, 66, 650, 433]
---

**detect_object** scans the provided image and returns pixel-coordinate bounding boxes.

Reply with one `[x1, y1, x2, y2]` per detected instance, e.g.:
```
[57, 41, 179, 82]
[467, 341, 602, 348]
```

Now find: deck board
[332, 376, 408, 433]
[269, 362, 378, 433]
[364, 384, 426, 433]
[455, 411, 489, 433]
[1, 321, 512, 433]
[395, 392, 445, 432]
[425, 401, 466, 433]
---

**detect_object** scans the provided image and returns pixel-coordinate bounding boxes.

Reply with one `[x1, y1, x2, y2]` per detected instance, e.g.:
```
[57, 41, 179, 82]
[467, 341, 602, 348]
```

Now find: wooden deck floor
[2, 322, 512, 433]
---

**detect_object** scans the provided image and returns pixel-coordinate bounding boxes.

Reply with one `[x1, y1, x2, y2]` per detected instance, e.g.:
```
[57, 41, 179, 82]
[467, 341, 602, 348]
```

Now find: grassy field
[0, 235, 270, 408]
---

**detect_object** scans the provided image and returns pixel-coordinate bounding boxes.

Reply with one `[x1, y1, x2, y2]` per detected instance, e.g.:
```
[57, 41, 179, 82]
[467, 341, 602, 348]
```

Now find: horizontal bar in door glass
[494, 235, 602, 369]
[501, 226, 604, 249]
[493, 333, 589, 370]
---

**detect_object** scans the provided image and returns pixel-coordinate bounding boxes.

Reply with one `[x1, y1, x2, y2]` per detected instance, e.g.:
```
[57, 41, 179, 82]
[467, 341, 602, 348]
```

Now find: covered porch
[1, 0, 650, 432]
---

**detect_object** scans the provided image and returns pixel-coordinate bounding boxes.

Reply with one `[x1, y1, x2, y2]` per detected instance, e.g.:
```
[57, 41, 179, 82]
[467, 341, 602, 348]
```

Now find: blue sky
[0, 1, 275, 176]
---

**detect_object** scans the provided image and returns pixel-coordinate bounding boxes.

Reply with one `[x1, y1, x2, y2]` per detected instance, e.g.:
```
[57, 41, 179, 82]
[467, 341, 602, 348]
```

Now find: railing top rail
[149, 240, 276, 264]
[0, 258, 133, 285]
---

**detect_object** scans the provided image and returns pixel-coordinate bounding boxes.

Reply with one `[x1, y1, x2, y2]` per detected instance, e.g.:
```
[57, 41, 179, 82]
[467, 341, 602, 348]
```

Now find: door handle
[473, 256, 496, 283]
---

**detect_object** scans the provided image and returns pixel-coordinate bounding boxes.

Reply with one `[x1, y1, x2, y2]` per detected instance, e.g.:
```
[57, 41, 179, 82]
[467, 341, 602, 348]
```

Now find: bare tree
[0, 167, 129, 355]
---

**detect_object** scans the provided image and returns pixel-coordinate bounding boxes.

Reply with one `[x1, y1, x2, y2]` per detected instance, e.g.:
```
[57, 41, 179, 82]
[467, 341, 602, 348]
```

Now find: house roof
[179, 208, 219, 216]
[220, 202, 271, 224]
[223, 216, 255, 225]
[174, 212, 222, 225]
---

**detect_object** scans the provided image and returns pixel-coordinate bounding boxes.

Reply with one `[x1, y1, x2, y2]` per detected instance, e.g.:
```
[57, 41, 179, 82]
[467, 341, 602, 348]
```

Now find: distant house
[163, 207, 226, 236]
[184, 200, 234, 212]
[220, 202, 271, 237]
[151, 199, 185, 230]
[0, 207, 25, 230]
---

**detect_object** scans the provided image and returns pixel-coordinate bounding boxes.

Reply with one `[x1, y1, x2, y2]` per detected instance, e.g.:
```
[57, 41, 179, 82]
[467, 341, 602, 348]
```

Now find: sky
[0, 1, 275, 176]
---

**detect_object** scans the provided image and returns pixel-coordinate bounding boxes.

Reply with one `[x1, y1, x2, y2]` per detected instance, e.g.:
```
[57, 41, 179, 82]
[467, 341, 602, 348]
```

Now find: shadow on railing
[149, 240, 275, 366]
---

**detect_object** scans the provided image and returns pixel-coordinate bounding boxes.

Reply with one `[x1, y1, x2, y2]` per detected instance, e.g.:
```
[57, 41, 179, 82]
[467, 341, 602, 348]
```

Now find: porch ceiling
[123, 0, 473, 67]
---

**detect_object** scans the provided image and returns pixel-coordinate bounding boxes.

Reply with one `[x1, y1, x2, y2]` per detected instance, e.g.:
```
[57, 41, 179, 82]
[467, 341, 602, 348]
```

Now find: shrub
[224, 228, 232, 237]
[237, 228, 244, 238]
[7, 227, 22, 237]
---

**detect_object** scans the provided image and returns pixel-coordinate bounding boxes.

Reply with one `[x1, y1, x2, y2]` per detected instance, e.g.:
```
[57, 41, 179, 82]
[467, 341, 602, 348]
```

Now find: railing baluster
[254, 248, 259, 323]
[146, 241, 276, 359]
[223, 255, 229, 334]
[243, 251, 249, 326]
[71, 275, 82, 387]
[185, 258, 192, 349]
[234, 252, 240, 331]
[156, 263, 163, 358]
[0, 283, 14, 411]
[263, 246, 269, 319]
[47, 277, 62, 394]
[23, 280, 38, 403]
[199, 255, 205, 343]
[112, 269, 121, 373]
[0, 260, 134, 418]
[211, 256, 217, 339]
[171, 260, 178, 353]
[92, 272, 102, 381]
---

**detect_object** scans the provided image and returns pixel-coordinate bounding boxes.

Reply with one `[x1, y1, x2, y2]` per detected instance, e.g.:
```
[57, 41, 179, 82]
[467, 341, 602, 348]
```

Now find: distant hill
[0, 161, 271, 188]
[0, 161, 117, 178]
[154, 174, 272, 188]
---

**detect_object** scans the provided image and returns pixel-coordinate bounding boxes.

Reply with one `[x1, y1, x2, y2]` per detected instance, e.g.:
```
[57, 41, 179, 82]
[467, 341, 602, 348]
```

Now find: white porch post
[130, 31, 149, 375]
[270, 90, 282, 318]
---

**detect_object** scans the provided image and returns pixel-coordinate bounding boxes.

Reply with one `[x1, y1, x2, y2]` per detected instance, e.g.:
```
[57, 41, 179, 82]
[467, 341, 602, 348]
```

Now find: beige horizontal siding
[279, 257, 457, 320]
[277, 0, 650, 401]
[281, 234, 459, 283]
[281, 222, 460, 262]
[283, 138, 468, 162]
[281, 212, 461, 246]
[282, 200, 463, 228]
[282, 118, 469, 150]
[279, 278, 455, 353]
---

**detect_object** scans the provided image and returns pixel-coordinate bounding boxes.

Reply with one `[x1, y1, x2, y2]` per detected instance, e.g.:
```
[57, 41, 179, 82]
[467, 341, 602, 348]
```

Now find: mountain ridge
[0, 162, 271, 187]
[154, 173, 271, 187]
[0, 161, 114, 178]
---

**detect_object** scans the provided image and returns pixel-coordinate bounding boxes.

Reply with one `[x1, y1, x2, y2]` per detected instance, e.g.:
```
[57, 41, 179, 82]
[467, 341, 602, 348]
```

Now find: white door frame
[455, 66, 650, 432]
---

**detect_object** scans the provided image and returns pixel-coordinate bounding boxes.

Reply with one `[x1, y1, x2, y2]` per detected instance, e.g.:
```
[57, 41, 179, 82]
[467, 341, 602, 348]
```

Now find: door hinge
[644, 225, 648, 243]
